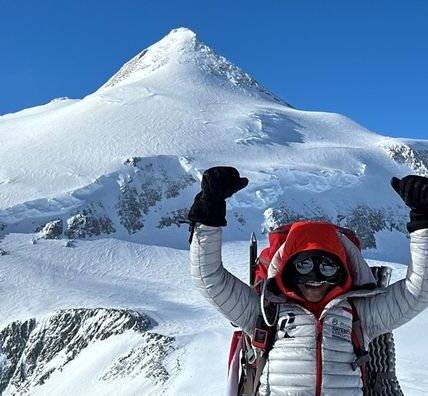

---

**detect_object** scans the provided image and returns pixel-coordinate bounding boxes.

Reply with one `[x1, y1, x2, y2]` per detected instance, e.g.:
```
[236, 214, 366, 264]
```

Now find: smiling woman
[284, 251, 346, 302]
[190, 166, 428, 395]
[291, 254, 342, 300]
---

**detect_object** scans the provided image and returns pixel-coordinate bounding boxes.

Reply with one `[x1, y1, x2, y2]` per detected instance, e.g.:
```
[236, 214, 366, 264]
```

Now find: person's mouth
[305, 281, 325, 288]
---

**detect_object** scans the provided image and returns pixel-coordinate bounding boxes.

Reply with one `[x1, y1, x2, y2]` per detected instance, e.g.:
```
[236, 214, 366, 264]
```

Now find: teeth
[306, 281, 323, 287]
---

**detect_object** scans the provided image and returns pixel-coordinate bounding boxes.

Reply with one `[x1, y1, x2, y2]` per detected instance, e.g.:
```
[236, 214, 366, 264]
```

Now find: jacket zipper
[315, 319, 324, 396]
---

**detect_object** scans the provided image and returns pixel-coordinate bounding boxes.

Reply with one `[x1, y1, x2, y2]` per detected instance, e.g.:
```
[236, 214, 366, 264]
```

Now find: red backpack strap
[228, 330, 243, 370]
[347, 299, 369, 387]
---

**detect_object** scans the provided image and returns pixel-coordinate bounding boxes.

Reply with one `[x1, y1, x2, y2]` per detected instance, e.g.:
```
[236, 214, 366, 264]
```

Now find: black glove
[391, 175, 428, 232]
[188, 167, 248, 227]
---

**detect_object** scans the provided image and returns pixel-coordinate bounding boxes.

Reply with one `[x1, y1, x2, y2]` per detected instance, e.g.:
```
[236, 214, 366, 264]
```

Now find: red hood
[274, 222, 352, 315]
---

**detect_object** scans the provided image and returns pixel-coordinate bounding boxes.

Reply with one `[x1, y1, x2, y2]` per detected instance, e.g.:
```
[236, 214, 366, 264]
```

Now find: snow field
[0, 233, 426, 395]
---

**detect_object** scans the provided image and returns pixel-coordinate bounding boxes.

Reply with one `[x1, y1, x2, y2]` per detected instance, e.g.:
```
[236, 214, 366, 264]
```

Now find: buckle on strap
[246, 348, 256, 365]
[352, 350, 370, 371]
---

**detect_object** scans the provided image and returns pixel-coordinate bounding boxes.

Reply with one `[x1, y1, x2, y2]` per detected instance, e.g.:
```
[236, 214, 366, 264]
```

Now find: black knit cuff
[188, 197, 226, 227]
[407, 210, 428, 233]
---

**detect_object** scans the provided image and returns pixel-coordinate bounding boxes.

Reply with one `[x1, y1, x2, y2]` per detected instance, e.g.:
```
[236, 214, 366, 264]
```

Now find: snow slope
[1, 27, 428, 394]
[0, 234, 427, 395]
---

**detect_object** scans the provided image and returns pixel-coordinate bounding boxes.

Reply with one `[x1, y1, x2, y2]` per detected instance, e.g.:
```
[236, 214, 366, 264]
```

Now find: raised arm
[188, 167, 260, 335]
[190, 223, 260, 334]
[352, 175, 428, 342]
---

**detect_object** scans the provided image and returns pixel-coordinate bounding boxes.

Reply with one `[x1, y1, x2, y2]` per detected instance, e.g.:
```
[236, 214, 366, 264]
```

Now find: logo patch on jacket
[278, 313, 297, 338]
[328, 317, 351, 341]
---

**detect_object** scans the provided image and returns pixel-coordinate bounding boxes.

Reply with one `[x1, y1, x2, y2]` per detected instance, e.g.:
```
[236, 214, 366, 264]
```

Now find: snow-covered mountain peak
[100, 27, 196, 89]
[100, 27, 284, 103]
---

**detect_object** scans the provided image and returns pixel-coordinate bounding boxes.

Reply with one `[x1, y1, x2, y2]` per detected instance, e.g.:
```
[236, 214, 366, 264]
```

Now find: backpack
[227, 223, 403, 396]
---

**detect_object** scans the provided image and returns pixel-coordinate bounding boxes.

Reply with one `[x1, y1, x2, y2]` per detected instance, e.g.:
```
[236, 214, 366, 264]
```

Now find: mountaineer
[188, 167, 428, 395]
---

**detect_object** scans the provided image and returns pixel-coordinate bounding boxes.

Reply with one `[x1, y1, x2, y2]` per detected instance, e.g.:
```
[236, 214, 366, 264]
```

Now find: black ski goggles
[293, 255, 340, 278]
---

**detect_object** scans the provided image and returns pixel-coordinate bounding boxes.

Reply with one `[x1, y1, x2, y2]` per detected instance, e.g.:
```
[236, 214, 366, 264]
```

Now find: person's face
[296, 281, 331, 303]
[288, 253, 342, 302]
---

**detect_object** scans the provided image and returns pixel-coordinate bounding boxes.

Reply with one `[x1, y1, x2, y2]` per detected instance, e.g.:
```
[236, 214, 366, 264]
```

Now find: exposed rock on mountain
[384, 142, 428, 176]
[101, 333, 174, 385]
[116, 159, 196, 234]
[158, 208, 190, 229]
[264, 204, 408, 249]
[66, 204, 116, 239]
[0, 308, 176, 395]
[37, 220, 63, 240]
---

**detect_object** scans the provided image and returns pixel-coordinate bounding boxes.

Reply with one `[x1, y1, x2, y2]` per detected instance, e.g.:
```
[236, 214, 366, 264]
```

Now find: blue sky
[1, 0, 427, 139]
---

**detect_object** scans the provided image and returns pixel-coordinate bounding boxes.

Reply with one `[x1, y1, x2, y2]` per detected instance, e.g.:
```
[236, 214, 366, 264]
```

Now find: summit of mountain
[100, 27, 286, 105]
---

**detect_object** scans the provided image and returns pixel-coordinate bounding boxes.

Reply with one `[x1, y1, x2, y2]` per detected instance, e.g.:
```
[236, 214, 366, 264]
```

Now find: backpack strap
[348, 299, 370, 387]
[238, 332, 267, 396]
[238, 303, 278, 396]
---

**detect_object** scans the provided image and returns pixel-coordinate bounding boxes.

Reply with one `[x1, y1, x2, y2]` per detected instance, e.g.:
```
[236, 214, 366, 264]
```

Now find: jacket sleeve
[190, 223, 260, 335]
[353, 229, 428, 343]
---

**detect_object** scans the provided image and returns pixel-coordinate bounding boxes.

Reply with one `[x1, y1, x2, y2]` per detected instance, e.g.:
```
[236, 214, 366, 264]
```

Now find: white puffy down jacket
[190, 224, 428, 396]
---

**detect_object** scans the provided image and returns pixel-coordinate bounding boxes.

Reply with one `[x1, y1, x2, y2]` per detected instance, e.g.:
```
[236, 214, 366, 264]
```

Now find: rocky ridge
[0, 308, 176, 395]
[0, 152, 413, 251]
[384, 142, 428, 176]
